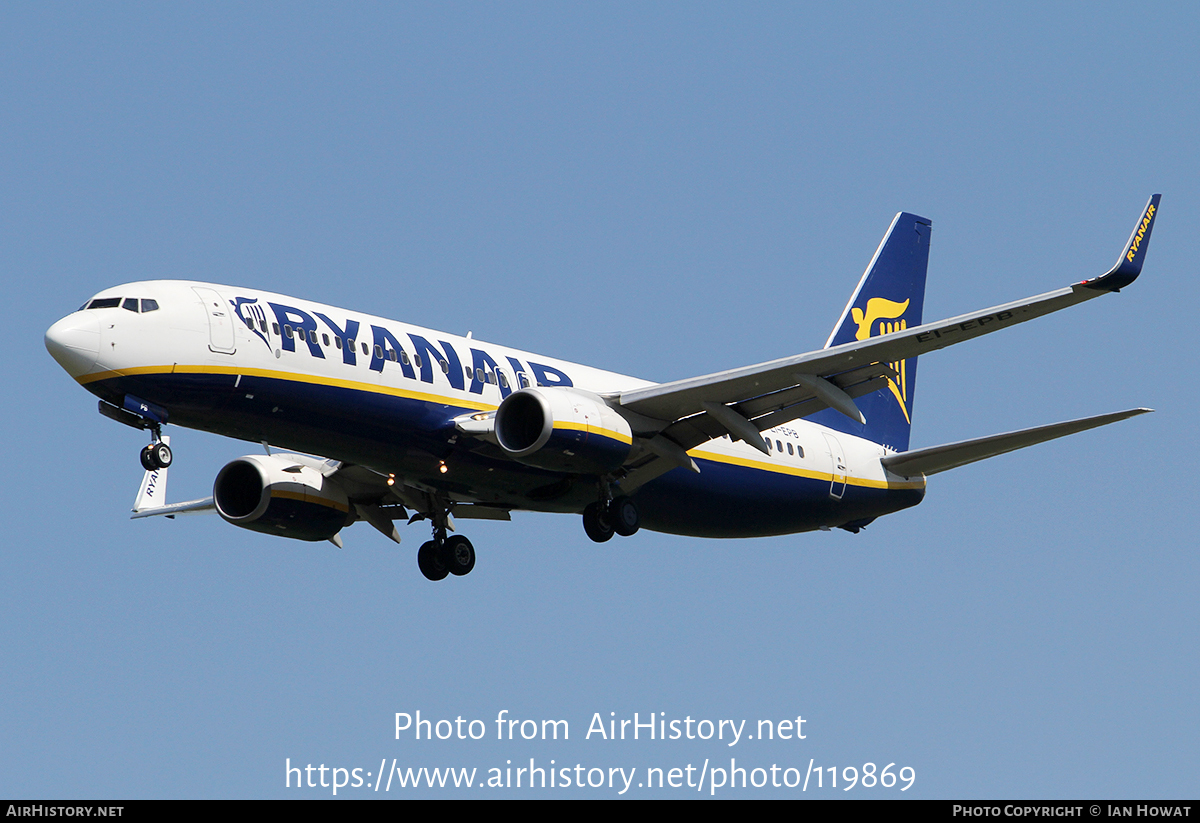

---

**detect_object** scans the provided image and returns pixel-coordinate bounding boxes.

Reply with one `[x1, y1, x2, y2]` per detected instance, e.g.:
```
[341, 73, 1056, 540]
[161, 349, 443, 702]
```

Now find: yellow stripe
[553, 420, 634, 445]
[86, 364, 636, 442]
[81, 365, 919, 491]
[687, 447, 925, 491]
[270, 489, 350, 513]
[79, 364, 497, 412]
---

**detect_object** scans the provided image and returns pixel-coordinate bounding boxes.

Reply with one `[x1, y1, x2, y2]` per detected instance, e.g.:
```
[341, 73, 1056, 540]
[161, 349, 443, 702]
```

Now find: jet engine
[213, 454, 350, 541]
[494, 387, 633, 473]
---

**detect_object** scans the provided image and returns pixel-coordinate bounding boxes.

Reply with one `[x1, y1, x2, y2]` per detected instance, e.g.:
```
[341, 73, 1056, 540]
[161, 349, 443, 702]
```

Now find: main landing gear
[582, 494, 640, 543]
[408, 499, 476, 582]
[417, 531, 476, 581]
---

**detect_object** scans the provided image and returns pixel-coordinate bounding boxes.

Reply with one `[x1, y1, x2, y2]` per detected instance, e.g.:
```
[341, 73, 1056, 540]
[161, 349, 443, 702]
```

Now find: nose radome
[45, 312, 101, 378]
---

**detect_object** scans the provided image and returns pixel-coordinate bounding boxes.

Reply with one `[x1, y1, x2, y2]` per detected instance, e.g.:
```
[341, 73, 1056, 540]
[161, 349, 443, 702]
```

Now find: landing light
[438, 461, 448, 474]
[386, 474, 395, 486]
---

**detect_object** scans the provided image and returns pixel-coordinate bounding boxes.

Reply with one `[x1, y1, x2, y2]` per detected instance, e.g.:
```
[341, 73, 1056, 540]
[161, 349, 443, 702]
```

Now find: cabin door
[822, 432, 847, 500]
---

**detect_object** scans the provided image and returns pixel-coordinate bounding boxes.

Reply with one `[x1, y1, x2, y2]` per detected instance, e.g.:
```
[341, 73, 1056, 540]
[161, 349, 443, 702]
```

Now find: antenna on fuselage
[261, 440, 271, 456]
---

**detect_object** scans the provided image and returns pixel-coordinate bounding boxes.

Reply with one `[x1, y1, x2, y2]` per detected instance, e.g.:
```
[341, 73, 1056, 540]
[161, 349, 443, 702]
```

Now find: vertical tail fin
[810, 213, 931, 451]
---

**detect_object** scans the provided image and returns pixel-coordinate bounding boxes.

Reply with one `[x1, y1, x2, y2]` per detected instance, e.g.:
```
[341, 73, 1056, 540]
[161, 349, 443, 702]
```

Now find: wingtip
[1082, 194, 1160, 292]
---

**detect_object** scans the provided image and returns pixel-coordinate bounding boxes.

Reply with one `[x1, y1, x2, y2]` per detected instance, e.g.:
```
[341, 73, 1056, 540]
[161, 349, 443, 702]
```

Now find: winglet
[1083, 194, 1160, 292]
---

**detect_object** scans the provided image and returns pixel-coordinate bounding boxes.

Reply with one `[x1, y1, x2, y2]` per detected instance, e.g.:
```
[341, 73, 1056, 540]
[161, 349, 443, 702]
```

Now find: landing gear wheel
[140, 442, 173, 470]
[583, 502, 615, 543]
[444, 535, 476, 576]
[152, 442, 172, 469]
[610, 495, 640, 537]
[417, 540, 449, 581]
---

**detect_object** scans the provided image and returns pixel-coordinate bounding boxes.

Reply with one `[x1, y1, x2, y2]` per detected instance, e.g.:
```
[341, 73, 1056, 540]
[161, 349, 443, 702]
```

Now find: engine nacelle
[213, 454, 350, 542]
[494, 387, 633, 473]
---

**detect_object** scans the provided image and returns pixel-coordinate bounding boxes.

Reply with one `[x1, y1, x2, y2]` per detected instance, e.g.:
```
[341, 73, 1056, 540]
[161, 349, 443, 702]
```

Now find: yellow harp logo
[851, 297, 911, 422]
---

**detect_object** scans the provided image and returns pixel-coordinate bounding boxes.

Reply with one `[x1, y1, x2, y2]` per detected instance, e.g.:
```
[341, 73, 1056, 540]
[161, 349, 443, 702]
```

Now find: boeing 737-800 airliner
[45, 196, 1159, 580]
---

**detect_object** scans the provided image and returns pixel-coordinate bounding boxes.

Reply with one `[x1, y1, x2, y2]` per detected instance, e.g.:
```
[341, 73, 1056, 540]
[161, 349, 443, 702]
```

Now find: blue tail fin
[809, 212, 931, 451]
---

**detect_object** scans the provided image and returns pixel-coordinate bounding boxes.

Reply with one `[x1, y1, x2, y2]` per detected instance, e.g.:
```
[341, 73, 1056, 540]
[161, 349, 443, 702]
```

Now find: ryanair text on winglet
[1127, 202, 1156, 262]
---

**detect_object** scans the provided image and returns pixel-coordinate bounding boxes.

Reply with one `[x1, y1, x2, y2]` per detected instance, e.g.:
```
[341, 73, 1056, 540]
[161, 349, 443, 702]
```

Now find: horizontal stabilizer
[881, 408, 1152, 477]
[131, 497, 216, 519]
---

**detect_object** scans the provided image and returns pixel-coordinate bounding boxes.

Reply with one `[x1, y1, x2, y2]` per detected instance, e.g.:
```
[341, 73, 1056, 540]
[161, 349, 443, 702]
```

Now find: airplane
[44, 195, 1159, 581]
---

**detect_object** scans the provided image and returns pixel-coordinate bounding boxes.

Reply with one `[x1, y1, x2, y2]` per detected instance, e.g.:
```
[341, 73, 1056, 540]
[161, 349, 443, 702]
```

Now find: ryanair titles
[231, 296, 573, 397]
[1126, 202, 1157, 263]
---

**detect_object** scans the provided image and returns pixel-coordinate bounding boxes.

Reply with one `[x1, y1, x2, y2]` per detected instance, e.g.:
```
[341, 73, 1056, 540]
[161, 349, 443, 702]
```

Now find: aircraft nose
[45, 312, 101, 378]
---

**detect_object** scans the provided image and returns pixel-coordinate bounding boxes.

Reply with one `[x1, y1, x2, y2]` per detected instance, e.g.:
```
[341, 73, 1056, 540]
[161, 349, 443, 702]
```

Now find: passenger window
[335, 337, 342, 350]
[776, 439, 783, 452]
[284, 324, 293, 337]
[498, 372, 509, 388]
[476, 368, 485, 382]
[400, 351, 410, 365]
[258, 319, 266, 333]
[388, 349, 397, 362]
[797, 446, 805, 458]
[361, 342, 368, 356]
[414, 353, 423, 369]
[765, 440, 771, 452]
[487, 371, 496, 384]
[374, 345, 384, 359]
[518, 373, 529, 388]
[322, 333, 330, 346]
[787, 443, 794, 455]
[308, 330, 317, 344]
[440, 360, 449, 374]
[465, 366, 473, 380]
[122, 298, 139, 312]
[272, 323, 280, 335]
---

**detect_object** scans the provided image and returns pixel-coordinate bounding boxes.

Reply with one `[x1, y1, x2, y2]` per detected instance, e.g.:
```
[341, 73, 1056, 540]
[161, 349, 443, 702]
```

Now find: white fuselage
[47, 280, 925, 537]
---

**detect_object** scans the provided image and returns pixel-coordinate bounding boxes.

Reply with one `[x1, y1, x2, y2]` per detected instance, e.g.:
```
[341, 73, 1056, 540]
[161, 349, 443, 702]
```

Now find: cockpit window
[84, 296, 160, 312]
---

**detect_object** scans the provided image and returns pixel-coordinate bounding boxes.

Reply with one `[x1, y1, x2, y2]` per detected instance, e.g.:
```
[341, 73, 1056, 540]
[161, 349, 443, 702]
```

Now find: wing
[615, 195, 1159, 480]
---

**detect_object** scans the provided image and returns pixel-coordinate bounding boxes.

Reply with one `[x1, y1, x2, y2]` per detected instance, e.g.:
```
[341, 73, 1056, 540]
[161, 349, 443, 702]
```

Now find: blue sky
[3, 3, 1196, 798]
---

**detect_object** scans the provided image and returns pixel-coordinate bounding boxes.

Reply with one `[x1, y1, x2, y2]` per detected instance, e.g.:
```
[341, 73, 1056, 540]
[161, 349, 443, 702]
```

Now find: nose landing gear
[96, 396, 172, 471]
[139, 438, 173, 471]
